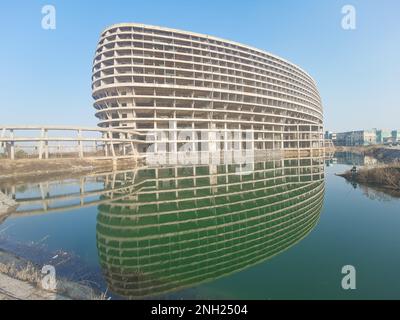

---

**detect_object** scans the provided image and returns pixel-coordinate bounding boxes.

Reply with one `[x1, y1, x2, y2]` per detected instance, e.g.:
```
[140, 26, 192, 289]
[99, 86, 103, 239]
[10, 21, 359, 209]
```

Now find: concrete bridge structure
[0, 125, 146, 161]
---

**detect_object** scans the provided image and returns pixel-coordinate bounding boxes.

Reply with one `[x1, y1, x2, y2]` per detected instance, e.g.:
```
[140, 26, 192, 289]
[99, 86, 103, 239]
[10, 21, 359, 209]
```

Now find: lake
[1, 154, 400, 299]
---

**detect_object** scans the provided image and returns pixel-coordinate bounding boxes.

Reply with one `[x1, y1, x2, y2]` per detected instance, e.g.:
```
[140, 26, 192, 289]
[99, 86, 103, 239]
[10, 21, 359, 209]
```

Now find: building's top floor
[98, 22, 317, 88]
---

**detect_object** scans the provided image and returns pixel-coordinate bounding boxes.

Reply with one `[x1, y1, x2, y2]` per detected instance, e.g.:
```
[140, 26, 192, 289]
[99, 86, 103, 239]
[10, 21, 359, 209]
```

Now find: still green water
[1, 155, 400, 299]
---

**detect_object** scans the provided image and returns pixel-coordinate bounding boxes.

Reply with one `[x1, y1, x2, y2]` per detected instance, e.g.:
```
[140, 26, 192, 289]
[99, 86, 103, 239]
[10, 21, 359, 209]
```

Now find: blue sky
[0, 0, 399, 132]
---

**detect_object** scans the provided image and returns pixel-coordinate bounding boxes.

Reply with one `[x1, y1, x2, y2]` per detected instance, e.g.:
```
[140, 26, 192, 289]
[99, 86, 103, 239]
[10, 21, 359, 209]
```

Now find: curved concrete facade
[92, 23, 323, 153]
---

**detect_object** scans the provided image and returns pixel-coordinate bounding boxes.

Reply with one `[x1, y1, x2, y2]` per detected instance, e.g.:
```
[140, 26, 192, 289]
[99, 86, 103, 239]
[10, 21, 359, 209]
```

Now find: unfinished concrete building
[92, 23, 323, 155]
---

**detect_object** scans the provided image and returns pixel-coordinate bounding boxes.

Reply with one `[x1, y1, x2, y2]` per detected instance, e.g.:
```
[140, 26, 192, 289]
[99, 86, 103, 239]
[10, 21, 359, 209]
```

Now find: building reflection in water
[96, 156, 325, 299]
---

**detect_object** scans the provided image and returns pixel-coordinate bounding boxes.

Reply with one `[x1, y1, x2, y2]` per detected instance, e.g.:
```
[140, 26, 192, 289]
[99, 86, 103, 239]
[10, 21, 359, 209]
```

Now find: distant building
[330, 128, 400, 146]
[324, 131, 336, 144]
[334, 129, 376, 146]
[376, 129, 392, 144]
[324, 131, 332, 140]
[391, 130, 399, 142]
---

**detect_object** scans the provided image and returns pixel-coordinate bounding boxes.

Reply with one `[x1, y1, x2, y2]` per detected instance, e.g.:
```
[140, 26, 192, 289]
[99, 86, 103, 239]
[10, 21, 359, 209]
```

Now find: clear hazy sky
[1, 0, 399, 132]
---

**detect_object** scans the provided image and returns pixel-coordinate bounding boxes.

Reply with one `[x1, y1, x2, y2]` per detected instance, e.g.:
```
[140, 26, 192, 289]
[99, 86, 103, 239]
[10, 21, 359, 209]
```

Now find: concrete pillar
[44, 129, 49, 159]
[10, 129, 14, 160]
[78, 129, 84, 158]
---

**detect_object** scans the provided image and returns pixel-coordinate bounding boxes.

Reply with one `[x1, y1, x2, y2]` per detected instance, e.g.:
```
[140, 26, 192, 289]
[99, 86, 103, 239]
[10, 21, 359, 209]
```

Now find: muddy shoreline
[0, 158, 144, 186]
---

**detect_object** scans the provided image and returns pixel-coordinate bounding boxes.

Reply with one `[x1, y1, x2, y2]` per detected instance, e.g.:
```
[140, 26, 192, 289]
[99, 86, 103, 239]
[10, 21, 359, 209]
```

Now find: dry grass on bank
[339, 163, 400, 191]
[0, 261, 42, 287]
[0, 252, 109, 300]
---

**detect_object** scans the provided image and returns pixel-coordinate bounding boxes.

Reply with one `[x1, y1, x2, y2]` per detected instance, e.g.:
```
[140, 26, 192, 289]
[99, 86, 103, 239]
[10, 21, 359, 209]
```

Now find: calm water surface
[1, 155, 400, 299]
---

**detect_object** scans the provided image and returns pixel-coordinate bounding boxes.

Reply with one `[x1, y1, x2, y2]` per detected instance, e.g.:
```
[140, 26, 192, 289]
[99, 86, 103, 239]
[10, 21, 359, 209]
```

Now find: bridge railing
[0, 125, 147, 160]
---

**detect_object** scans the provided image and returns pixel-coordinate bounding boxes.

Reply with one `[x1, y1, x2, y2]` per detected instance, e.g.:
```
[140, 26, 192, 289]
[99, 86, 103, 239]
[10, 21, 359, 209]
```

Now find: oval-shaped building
[92, 23, 323, 155]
